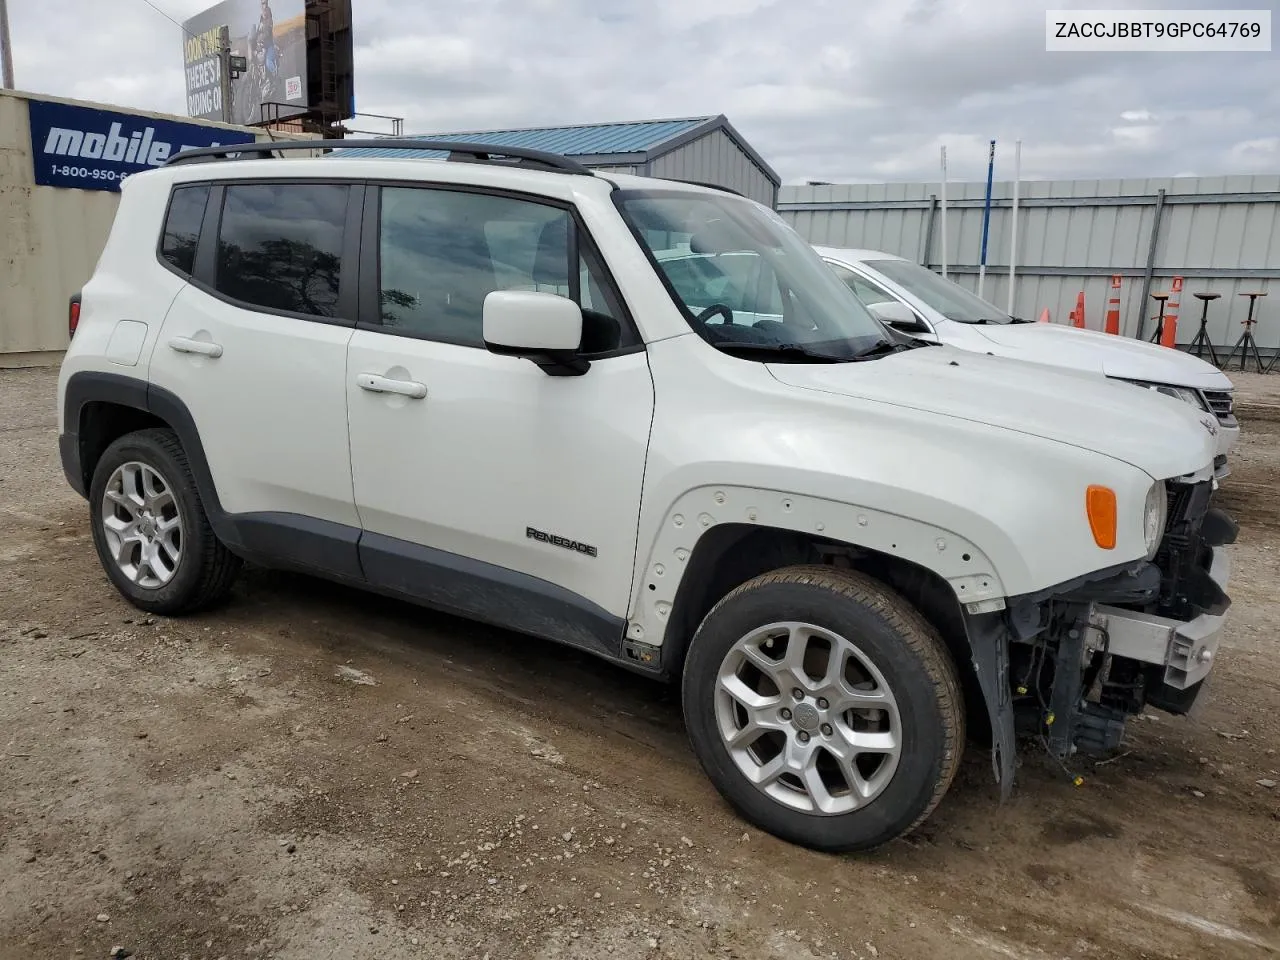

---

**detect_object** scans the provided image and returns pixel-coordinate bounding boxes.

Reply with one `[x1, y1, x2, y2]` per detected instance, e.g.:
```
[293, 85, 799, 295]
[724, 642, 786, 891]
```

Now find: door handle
[356, 373, 427, 399]
[168, 336, 223, 358]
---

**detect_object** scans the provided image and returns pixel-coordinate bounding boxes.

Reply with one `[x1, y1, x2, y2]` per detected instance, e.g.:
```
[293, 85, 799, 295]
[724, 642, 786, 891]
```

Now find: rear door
[147, 178, 363, 575]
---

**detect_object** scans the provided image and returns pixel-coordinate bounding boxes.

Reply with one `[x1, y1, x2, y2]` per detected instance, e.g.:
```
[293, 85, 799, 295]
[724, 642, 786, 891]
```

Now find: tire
[681, 564, 964, 852]
[88, 428, 241, 615]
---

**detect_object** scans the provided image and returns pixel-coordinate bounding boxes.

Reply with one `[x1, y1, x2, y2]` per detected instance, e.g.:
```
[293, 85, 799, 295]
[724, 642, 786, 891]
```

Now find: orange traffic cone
[1072, 291, 1086, 329]
[1160, 276, 1183, 348]
[1038, 308, 1050, 323]
[1105, 275, 1121, 335]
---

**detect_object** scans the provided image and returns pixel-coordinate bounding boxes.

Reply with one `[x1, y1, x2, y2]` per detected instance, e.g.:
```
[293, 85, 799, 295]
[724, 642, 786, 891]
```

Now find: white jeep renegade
[57, 139, 1237, 852]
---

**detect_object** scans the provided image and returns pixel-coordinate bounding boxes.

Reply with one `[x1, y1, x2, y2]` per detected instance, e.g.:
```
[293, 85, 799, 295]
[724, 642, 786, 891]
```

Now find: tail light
[69, 294, 81, 338]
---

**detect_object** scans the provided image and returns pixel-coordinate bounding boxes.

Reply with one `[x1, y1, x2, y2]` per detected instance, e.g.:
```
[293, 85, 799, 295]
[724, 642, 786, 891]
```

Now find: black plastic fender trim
[961, 609, 1018, 802]
[59, 371, 364, 579]
[60, 370, 151, 498]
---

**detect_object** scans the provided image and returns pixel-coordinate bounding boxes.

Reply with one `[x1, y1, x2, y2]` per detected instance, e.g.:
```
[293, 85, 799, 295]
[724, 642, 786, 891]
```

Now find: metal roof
[339, 116, 714, 160]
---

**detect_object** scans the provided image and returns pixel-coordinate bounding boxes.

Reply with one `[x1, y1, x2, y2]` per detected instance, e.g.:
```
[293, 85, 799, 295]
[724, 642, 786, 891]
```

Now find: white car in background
[813, 246, 1239, 478]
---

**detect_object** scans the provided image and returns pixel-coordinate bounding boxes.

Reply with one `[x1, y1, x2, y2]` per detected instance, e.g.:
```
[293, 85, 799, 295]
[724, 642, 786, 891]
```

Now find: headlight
[1118, 378, 1207, 410]
[1144, 481, 1168, 559]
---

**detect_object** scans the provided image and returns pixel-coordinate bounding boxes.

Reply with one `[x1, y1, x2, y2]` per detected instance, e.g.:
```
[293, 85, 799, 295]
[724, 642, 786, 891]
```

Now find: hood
[766, 345, 1219, 481]
[968, 322, 1234, 391]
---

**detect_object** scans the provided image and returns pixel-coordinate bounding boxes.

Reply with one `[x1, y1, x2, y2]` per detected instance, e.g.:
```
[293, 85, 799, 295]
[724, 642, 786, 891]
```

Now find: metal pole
[977, 139, 995, 300]
[218, 25, 233, 124]
[0, 0, 14, 90]
[939, 146, 948, 278]
[922, 193, 938, 267]
[1007, 139, 1021, 317]
[1135, 188, 1167, 341]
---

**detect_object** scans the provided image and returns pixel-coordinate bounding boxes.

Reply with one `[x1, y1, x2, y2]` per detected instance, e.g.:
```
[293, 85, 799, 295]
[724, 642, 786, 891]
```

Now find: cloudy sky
[8, 0, 1279, 183]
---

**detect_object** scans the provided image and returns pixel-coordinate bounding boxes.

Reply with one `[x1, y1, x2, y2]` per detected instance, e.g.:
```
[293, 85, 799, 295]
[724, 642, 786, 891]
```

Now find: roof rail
[163, 138, 594, 175]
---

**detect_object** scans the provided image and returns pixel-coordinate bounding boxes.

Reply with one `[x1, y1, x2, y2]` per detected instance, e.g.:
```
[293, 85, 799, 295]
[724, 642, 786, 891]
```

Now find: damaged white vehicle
[58, 140, 1236, 852]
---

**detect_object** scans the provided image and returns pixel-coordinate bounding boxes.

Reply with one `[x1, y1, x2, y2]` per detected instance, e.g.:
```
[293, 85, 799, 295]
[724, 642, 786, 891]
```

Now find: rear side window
[159, 185, 209, 277]
[215, 183, 349, 318]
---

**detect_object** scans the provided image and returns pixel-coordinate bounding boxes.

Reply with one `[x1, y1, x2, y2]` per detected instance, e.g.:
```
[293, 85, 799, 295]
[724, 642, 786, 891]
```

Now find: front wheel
[681, 565, 964, 852]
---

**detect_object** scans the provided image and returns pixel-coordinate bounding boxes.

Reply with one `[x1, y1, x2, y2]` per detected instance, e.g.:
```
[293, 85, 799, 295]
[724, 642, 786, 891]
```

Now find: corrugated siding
[588, 164, 641, 176]
[779, 177, 1280, 344]
[648, 130, 776, 207]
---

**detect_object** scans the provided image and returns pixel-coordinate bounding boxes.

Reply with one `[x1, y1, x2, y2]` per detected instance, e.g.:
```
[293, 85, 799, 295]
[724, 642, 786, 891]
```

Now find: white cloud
[5, 0, 1275, 184]
[1226, 137, 1280, 170]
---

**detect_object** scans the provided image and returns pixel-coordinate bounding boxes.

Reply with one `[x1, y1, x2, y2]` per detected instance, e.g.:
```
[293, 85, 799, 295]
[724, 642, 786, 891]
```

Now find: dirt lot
[1, 365, 1277, 960]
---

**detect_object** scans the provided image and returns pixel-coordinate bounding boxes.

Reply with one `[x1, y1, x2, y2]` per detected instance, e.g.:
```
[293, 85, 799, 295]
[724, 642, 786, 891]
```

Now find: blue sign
[28, 98, 256, 193]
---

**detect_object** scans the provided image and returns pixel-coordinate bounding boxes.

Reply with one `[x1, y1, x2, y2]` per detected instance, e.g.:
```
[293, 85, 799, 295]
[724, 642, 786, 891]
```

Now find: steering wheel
[693, 303, 735, 327]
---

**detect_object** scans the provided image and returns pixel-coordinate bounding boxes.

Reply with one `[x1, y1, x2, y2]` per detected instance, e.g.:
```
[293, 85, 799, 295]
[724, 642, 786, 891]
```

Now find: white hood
[967, 322, 1234, 391]
[766, 345, 1219, 481]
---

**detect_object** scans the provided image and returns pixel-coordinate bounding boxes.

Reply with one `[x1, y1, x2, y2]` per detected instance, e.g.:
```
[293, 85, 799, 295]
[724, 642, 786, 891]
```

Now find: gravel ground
[1, 364, 1278, 960]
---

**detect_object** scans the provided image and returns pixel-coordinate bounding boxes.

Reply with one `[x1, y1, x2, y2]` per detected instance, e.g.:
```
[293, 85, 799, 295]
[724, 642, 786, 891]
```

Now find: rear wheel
[89, 428, 241, 615]
[681, 565, 964, 852]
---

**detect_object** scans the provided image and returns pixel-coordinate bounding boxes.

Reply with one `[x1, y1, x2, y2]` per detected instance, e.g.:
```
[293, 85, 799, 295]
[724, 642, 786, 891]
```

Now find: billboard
[27, 98, 255, 193]
[182, 0, 308, 127]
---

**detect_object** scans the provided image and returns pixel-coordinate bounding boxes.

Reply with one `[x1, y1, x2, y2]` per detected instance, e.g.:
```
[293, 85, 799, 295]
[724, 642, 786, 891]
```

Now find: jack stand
[1147, 293, 1169, 344]
[1225, 292, 1268, 373]
[1187, 293, 1221, 366]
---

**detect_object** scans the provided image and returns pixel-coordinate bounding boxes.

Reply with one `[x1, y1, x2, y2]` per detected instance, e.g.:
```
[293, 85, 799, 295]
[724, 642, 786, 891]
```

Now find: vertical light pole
[977, 138, 996, 300]
[218, 24, 233, 123]
[939, 146, 948, 278]
[0, 0, 15, 89]
[1007, 139, 1022, 317]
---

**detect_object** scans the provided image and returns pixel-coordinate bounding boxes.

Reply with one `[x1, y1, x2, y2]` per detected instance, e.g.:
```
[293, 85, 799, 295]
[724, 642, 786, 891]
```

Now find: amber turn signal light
[1086, 485, 1117, 549]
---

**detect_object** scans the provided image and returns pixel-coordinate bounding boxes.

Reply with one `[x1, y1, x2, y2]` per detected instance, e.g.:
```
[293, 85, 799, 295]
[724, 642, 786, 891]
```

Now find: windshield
[614, 189, 889, 359]
[866, 258, 1013, 324]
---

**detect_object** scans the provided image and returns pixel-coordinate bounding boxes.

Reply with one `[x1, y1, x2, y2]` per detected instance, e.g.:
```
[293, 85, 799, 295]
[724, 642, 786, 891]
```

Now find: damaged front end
[966, 477, 1237, 796]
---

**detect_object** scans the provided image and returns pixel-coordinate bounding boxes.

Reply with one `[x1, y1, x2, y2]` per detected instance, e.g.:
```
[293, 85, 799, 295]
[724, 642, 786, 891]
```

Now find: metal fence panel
[779, 176, 1280, 349]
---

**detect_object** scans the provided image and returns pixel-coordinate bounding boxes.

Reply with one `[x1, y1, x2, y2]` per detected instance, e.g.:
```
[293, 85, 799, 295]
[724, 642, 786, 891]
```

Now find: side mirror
[483, 290, 588, 376]
[867, 299, 928, 332]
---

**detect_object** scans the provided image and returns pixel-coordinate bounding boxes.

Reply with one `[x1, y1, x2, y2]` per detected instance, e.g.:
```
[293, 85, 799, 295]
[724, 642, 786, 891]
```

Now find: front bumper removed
[1087, 544, 1231, 698]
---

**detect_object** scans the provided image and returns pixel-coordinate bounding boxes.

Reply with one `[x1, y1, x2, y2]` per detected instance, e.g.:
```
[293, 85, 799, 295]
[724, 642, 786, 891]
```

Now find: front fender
[625, 484, 1008, 650]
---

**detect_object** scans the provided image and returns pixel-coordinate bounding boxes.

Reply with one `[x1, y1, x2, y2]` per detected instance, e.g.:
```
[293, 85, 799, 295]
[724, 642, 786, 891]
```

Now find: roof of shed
[334, 114, 780, 185]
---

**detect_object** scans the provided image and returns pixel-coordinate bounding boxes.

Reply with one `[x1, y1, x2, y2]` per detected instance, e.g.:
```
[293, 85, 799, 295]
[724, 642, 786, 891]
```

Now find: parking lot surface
[1, 365, 1277, 960]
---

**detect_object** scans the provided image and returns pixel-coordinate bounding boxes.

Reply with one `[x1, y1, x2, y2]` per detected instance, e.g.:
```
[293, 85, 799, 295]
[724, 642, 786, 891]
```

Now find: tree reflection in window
[380, 287, 416, 321]
[216, 183, 348, 318]
[217, 238, 341, 317]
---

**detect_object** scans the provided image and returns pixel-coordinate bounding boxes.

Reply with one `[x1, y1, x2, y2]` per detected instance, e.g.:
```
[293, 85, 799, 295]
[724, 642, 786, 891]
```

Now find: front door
[345, 183, 654, 647]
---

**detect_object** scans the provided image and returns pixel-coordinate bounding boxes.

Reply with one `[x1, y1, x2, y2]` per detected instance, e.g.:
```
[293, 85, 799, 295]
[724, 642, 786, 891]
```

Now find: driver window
[377, 185, 637, 355]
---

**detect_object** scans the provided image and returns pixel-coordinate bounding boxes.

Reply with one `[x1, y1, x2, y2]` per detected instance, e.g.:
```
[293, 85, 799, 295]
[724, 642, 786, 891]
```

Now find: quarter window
[159, 184, 209, 277]
[215, 183, 349, 318]
[376, 186, 634, 354]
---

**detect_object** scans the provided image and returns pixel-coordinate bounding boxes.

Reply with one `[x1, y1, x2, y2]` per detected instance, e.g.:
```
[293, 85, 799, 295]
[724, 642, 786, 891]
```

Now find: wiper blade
[851, 339, 906, 360]
[711, 341, 848, 362]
